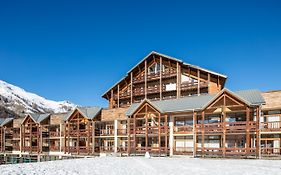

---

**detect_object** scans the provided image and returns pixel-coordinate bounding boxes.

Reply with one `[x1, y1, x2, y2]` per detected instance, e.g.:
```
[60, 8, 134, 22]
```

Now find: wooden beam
[193, 112, 197, 157]
[197, 69, 200, 96]
[117, 85, 120, 108]
[246, 107, 250, 156]
[145, 59, 147, 99]
[202, 111, 205, 156]
[160, 56, 163, 100]
[131, 72, 133, 104]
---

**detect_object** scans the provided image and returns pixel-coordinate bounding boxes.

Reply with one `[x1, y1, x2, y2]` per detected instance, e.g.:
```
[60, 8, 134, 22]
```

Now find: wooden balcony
[99, 146, 114, 152]
[134, 126, 167, 135]
[96, 129, 114, 136]
[261, 121, 281, 132]
[197, 147, 256, 156]
[117, 129, 127, 136]
[12, 145, 20, 151]
[181, 81, 208, 91]
[134, 147, 167, 153]
[261, 147, 281, 156]
[174, 126, 193, 134]
[23, 146, 39, 152]
[196, 123, 224, 133]
[49, 131, 61, 137]
[49, 145, 60, 152]
[196, 121, 257, 133]
[133, 69, 177, 84]
[225, 121, 256, 133]
[174, 147, 193, 155]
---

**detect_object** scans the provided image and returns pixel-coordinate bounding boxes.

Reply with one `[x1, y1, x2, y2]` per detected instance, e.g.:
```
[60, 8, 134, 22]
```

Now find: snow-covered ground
[0, 157, 280, 175]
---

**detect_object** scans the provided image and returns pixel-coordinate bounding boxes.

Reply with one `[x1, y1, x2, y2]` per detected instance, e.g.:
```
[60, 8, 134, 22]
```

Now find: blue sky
[0, 0, 280, 107]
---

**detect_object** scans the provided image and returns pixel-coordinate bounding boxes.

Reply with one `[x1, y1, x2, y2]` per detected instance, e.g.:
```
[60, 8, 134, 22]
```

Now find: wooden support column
[256, 106, 261, 158]
[165, 115, 168, 155]
[207, 73, 211, 93]
[3, 127, 5, 153]
[158, 114, 161, 155]
[87, 120, 91, 155]
[176, 62, 181, 99]
[145, 105, 148, 152]
[169, 115, 174, 156]
[160, 57, 163, 100]
[29, 123, 32, 153]
[109, 89, 114, 109]
[201, 111, 205, 156]
[222, 95, 226, 157]
[130, 72, 133, 104]
[117, 85, 120, 108]
[67, 122, 70, 153]
[145, 60, 147, 99]
[77, 114, 80, 154]
[114, 120, 118, 153]
[133, 114, 136, 154]
[193, 112, 197, 157]
[92, 121, 95, 154]
[246, 107, 250, 156]
[64, 122, 67, 154]
[127, 118, 131, 155]
[197, 70, 200, 95]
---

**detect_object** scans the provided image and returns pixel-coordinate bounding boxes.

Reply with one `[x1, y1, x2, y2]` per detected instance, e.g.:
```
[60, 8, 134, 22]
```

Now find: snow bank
[0, 157, 280, 175]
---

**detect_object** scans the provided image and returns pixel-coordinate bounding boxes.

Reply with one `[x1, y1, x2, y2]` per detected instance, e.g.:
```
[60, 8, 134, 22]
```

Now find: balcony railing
[49, 145, 60, 152]
[261, 147, 281, 156]
[134, 126, 167, 135]
[174, 125, 193, 134]
[117, 129, 127, 135]
[49, 131, 61, 137]
[96, 129, 114, 136]
[225, 121, 256, 132]
[196, 121, 257, 133]
[261, 121, 281, 132]
[133, 69, 177, 84]
[174, 147, 193, 155]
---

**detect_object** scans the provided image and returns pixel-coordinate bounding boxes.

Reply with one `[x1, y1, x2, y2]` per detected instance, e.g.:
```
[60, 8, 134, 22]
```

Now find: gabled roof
[23, 113, 51, 124]
[64, 106, 102, 121]
[0, 118, 13, 127]
[126, 89, 265, 116]
[102, 51, 227, 98]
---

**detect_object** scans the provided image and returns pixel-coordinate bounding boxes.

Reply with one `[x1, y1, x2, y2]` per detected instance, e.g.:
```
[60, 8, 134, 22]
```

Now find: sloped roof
[102, 51, 227, 98]
[27, 113, 51, 123]
[0, 118, 13, 126]
[126, 89, 265, 116]
[64, 106, 102, 121]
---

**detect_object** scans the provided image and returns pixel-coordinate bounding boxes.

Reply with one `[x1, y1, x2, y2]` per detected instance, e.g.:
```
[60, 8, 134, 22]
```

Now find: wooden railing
[135, 126, 167, 135]
[23, 146, 39, 152]
[49, 145, 60, 152]
[196, 121, 257, 133]
[99, 146, 114, 152]
[174, 147, 193, 155]
[49, 131, 61, 137]
[197, 147, 256, 156]
[196, 123, 223, 133]
[117, 129, 127, 135]
[261, 148, 281, 156]
[96, 129, 114, 136]
[225, 121, 256, 132]
[133, 69, 177, 84]
[174, 126, 193, 134]
[134, 147, 168, 153]
[261, 121, 281, 132]
[181, 81, 208, 91]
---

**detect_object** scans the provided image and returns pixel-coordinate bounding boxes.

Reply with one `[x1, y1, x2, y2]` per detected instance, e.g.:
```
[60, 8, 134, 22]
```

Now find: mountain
[0, 80, 76, 118]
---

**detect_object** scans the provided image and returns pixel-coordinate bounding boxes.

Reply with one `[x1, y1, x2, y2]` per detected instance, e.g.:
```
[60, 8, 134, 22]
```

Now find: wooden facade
[0, 52, 281, 159]
[102, 52, 226, 109]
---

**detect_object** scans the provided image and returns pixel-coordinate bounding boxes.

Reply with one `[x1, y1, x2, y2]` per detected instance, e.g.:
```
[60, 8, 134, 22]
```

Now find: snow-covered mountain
[0, 80, 76, 117]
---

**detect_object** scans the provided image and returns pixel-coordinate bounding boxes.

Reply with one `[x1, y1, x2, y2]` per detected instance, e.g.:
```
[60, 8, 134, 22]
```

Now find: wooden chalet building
[0, 51, 281, 161]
